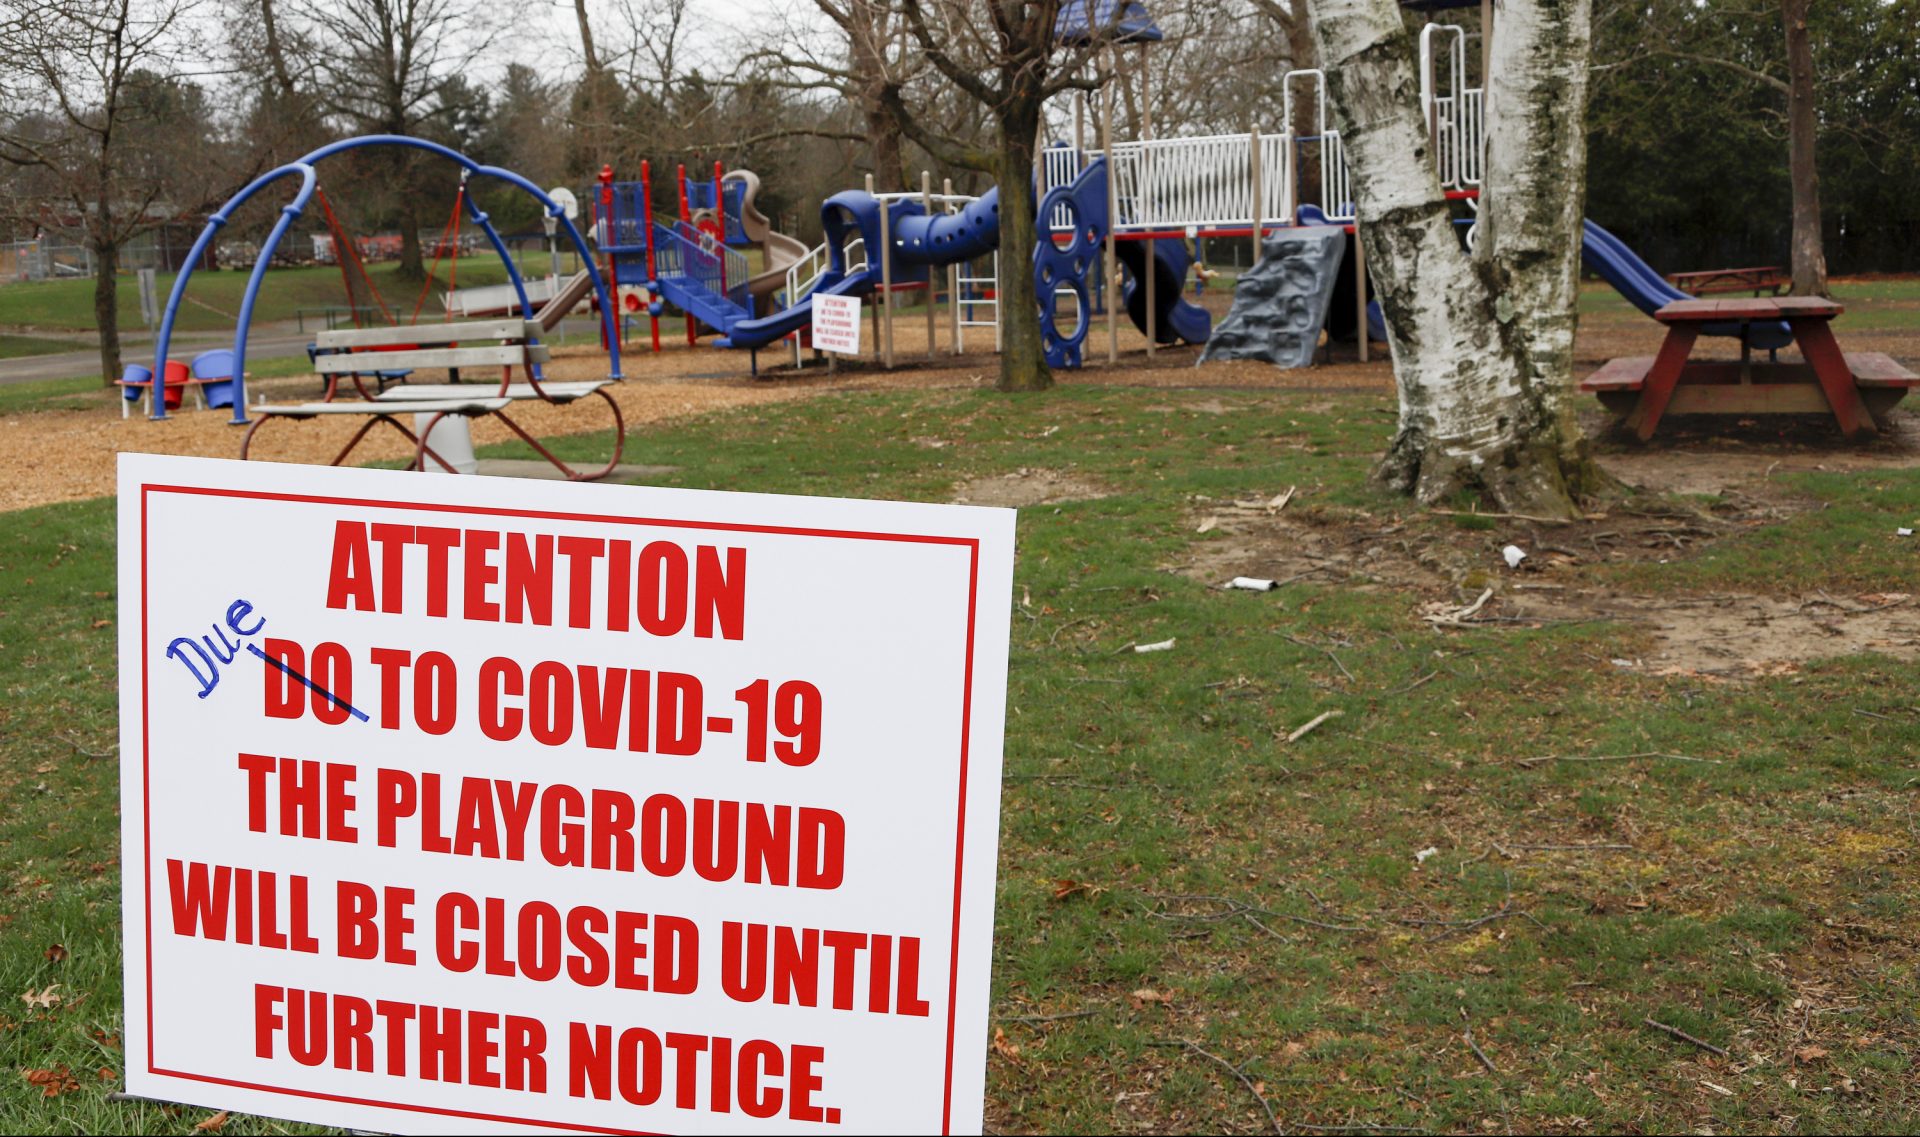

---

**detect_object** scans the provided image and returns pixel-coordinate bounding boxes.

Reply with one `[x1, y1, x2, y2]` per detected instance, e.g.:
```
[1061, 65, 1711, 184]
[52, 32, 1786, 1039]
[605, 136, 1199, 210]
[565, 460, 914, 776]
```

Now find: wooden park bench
[1582, 297, 1918, 440]
[1665, 267, 1787, 297]
[240, 318, 625, 480]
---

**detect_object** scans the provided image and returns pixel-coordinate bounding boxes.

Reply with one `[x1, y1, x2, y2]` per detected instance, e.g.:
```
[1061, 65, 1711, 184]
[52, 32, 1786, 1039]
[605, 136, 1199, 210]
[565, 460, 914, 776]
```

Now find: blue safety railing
[656, 221, 750, 313]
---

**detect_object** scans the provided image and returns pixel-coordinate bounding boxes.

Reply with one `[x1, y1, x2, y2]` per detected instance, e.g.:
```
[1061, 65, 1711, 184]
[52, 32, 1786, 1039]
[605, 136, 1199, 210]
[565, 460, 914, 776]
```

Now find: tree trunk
[848, 1, 906, 193]
[994, 102, 1051, 393]
[260, 0, 300, 100]
[394, 150, 425, 284]
[1313, 0, 1605, 516]
[92, 236, 123, 385]
[1781, 0, 1826, 296]
[865, 94, 907, 193]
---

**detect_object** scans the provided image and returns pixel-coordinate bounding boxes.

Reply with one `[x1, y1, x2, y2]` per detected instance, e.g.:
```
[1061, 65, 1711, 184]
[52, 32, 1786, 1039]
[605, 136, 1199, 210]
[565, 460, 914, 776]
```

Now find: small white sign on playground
[811, 293, 862, 355]
[117, 454, 1015, 1135]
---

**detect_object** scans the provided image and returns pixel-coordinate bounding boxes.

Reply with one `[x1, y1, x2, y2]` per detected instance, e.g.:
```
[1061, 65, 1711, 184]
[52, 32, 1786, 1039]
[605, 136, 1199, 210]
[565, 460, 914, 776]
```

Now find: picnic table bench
[1665, 267, 1787, 297]
[1582, 297, 1917, 440]
[241, 318, 625, 479]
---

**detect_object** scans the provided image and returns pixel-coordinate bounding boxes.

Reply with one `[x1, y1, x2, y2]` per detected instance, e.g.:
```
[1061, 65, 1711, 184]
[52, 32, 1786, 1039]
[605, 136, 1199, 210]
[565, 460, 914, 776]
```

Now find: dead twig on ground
[1461, 1009, 1499, 1075]
[1388, 670, 1440, 695]
[1150, 1039, 1282, 1135]
[1046, 616, 1098, 648]
[1286, 709, 1345, 743]
[58, 732, 116, 759]
[1423, 589, 1494, 627]
[998, 1009, 1098, 1026]
[1284, 634, 1357, 682]
[1290, 1125, 1430, 1134]
[1429, 508, 1604, 526]
[1643, 1017, 1730, 1058]
[1517, 751, 1723, 768]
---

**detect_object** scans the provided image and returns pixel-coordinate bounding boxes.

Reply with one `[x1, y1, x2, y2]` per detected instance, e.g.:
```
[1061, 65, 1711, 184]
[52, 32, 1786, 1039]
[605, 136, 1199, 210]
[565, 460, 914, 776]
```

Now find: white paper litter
[1227, 577, 1277, 591]
[1502, 544, 1528, 569]
[1133, 639, 1176, 653]
[1898, 528, 1914, 537]
[1414, 846, 1439, 864]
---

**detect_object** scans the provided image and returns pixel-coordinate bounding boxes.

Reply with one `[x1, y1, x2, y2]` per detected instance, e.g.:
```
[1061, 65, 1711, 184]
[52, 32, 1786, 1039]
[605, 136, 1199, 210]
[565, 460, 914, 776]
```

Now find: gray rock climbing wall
[1197, 227, 1346, 369]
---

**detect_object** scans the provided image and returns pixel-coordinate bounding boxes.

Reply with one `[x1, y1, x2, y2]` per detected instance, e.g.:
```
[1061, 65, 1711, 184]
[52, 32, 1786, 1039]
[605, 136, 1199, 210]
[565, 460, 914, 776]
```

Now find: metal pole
[922, 170, 936, 359]
[1141, 43, 1155, 356]
[877, 176, 894, 368]
[946, 177, 961, 355]
[1251, 127, 1264, 265]
[1355, 219, 1368, 364]
[640, 161, 660, 351]
[1103, 46, 1119, 364]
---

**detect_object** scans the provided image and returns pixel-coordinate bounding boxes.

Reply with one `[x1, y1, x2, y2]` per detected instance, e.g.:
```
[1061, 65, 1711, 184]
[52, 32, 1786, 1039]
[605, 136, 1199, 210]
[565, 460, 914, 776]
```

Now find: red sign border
[138, 482, 986, 1134]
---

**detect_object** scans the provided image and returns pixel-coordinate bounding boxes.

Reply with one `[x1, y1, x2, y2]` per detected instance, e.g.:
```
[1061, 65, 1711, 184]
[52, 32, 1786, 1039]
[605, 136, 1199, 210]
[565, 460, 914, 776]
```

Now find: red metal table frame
[1624, 297, 1873, 440]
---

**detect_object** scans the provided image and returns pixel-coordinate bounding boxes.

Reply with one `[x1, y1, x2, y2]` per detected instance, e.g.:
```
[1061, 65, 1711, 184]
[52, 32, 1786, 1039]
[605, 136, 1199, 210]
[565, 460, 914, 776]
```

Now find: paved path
[0, 321, 313, 385]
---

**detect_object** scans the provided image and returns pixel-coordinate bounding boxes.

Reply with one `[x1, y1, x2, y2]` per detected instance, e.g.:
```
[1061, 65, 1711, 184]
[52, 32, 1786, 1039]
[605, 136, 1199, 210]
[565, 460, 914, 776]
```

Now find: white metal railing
[958, 251, 1000, 353]
[1321, 132, 1354, 221]
[1421, 23, 1484, 190]
[1025, 51, 1484, 239]
[783, 236, 866, 309]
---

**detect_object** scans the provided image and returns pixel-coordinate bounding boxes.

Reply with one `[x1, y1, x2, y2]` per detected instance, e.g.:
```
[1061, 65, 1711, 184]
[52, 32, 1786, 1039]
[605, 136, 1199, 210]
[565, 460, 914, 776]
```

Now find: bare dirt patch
[1176, 430, 1920, 676]
[952, 468, 1110, 508]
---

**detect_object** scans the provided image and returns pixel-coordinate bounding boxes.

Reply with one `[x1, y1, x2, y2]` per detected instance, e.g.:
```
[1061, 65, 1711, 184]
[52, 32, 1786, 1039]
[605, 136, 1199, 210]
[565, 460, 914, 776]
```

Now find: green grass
[1576, 275, 1920, 333]
[1600, 468, 1920, 594]
[0, 334, 87, 360]
[2, 386, 1917, 1133]
[0, 252, 587, 336]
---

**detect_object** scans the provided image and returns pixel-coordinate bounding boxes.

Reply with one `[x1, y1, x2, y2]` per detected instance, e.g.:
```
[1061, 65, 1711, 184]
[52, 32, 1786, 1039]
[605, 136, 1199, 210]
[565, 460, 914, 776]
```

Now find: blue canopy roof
[1054, 0, 1164, 45]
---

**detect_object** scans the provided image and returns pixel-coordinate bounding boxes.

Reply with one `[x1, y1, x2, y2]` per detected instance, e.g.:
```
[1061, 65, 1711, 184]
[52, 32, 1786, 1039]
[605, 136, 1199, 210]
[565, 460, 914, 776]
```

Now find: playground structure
[562, 9, 1816, 382]
[591, 161, 810, 354]
[147, 135, 628, 478]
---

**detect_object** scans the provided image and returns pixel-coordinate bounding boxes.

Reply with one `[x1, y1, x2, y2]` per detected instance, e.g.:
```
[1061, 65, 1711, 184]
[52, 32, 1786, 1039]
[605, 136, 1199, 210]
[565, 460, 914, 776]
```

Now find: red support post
[714, 160, 726, 245]
[640, 160, 660, 352]
[677, 163, 695, 347]
[596, 164, 617, 351]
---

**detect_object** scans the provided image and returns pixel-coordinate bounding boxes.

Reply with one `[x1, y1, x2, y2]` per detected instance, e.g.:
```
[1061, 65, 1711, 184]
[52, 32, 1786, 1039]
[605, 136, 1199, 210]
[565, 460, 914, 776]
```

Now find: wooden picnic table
[1665, 266, 1787, 297]
[1581, 296, 1917, 440]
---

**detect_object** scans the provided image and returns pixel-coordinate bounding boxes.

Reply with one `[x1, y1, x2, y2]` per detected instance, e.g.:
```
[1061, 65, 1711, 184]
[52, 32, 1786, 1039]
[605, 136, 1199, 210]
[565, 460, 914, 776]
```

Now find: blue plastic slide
[1115, 237, 1212, 346]
[1581, 219, 1791, 349]
[719, 188, 1002, 351]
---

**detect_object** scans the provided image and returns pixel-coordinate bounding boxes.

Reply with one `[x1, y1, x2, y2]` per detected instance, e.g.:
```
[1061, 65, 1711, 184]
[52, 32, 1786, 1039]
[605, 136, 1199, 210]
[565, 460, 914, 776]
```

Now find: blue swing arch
[151, 134, 621, 423]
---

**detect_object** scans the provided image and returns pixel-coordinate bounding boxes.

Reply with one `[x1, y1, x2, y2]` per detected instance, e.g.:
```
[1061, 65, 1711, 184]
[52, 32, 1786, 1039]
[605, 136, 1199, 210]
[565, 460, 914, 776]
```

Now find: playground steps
[653, 272, 752, 334]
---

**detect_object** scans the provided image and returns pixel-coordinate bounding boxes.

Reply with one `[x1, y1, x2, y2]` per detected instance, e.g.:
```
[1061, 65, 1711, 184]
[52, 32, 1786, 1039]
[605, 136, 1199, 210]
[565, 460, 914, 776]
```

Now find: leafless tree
[283, 0, 500, 279]
[880, 0, 1115, 392]
[0, 0, 242, 384]
[743, 0, 919, 191]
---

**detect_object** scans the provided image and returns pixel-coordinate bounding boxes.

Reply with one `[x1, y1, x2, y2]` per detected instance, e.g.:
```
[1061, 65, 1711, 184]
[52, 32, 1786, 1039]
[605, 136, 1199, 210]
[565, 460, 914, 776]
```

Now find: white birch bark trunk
[1310, 0, 1604, 516]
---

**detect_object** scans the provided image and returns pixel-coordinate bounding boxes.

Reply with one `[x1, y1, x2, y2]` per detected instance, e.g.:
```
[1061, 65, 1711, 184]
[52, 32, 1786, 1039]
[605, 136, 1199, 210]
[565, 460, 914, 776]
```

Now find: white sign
[118, 454, 1015, 1135]
[811, 294, 862, 355]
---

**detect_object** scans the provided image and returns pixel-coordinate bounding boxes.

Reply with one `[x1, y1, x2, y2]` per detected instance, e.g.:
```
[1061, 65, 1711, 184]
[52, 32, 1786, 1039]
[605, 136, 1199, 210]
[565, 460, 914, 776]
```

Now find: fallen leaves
[1794, 1044, 1829, 1063]
[1051, 878, 1104, 902]
[21, 983, 62, 1010]
[990, 1028, 1021, 1060]
[1129, 988, 1170, 1010]
[44, 943, 67, 963]
[194, 1110, 232, 1132]
[22, 1066, 80, 1097]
